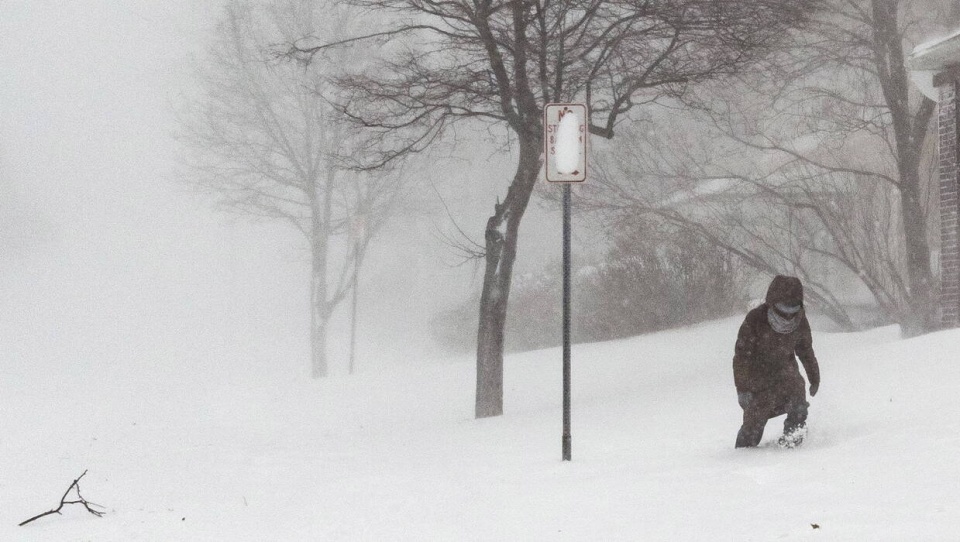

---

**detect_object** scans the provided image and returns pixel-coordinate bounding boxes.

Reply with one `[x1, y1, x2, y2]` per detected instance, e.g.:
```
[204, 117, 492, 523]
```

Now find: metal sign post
[544, 103, 587, 462]
[561, 183, 572, 461]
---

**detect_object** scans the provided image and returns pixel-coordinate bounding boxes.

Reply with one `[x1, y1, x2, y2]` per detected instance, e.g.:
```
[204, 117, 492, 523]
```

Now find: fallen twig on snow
[19, 470, 105, 526]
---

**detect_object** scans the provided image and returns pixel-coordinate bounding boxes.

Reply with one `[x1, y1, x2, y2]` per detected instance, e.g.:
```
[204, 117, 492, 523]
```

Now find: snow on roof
[658, 177, 753, 208]
[909, 27, 960, 71]
[658, 170, 845, 209]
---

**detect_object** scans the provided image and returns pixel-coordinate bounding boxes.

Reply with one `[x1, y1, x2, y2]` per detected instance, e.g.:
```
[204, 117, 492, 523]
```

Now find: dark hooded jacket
[733, 276, 820, 397]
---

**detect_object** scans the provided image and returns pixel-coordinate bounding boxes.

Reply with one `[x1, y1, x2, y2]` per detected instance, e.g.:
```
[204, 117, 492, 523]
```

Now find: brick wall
[940, 78, 960, 327]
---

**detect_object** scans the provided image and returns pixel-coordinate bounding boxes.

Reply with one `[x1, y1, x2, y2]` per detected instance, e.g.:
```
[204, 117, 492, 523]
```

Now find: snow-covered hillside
[2, 318, 958, 540]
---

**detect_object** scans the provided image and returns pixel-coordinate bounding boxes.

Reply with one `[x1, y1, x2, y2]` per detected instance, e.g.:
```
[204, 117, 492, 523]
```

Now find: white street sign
[544, 103, 588, 183]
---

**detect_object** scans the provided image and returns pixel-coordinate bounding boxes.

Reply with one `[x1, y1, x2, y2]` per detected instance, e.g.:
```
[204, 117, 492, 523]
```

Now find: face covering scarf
[768, 305, 801, 334]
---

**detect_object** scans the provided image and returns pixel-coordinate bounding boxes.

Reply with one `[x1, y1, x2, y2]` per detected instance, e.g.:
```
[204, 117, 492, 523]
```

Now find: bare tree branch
[20, 471, 105, 527]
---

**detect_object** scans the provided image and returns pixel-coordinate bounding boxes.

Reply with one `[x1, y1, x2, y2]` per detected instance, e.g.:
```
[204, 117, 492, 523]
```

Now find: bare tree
[178, 0, 399, 377]
[587, 0, 955, 336]
[290, 0, 819, 417]
[586, 130, 916, 331]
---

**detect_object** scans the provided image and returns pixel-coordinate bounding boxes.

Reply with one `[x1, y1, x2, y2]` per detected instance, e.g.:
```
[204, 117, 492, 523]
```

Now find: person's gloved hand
[737, 392, 752, 409]
[809, 380, 819, 397]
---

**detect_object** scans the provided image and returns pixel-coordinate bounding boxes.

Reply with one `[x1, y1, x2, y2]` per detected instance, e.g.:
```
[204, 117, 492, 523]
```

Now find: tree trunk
[899, 178, 936, 337]
[475, 135, 542, 418]
[310, 170, 334, 378]
[871, 0, 937, 336]
[349, 241, 360, 375]
[311, 241, 330, 378]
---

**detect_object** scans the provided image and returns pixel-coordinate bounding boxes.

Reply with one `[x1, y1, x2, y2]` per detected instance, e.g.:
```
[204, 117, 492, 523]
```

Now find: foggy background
[0, 0, 569, 379]
[2, 2, 959, 539]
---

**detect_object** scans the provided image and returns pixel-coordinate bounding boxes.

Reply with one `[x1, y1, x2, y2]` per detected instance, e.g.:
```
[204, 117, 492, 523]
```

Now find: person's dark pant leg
[783, 396, 809, 436]
[736, 422, 764, 448]
[736, 398, 770, 448]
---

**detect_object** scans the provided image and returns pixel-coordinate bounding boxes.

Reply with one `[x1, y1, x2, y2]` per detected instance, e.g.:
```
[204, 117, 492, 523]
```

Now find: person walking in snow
[733, 275, 820, 448]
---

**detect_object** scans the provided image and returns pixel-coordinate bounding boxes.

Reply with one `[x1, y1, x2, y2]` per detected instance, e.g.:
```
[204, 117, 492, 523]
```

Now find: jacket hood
[765, 275, 804, 307]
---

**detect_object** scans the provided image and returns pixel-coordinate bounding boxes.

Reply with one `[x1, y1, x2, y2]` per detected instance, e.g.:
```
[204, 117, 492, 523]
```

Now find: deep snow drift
[1, 318, 958, 540]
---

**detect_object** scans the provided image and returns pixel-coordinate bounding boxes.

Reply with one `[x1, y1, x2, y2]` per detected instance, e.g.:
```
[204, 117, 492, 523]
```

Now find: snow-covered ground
[2, 318, 958, 541]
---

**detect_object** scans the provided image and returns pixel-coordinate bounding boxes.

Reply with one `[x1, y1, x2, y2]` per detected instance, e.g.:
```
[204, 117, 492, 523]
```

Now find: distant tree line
[433, 220, 746, 353]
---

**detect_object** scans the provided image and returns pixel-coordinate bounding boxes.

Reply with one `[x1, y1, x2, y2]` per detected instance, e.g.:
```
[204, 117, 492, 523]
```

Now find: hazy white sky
[0, 1, 572, 379]
[1, 1, 212, 246]
[0, 1, 319, 377]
